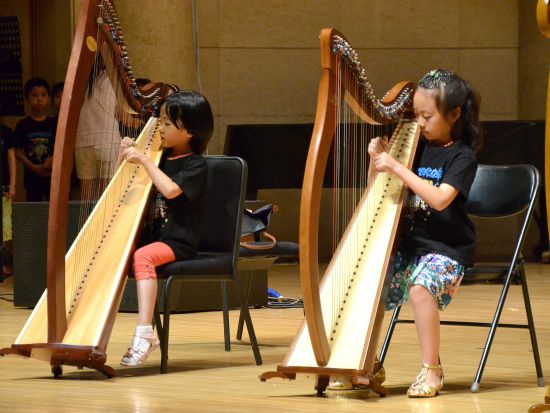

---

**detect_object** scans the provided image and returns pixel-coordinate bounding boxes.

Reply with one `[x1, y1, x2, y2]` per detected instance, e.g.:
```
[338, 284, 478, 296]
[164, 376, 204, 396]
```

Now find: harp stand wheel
[51, 365, 63, 379]
[315, 375, 330, 396]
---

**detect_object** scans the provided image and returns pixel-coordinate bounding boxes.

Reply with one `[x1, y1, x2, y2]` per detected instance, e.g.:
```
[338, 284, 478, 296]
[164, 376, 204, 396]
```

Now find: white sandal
[120, 333, 160, 367]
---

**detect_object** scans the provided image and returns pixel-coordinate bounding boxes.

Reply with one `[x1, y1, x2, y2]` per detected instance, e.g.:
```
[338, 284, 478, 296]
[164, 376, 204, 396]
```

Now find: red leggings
[133, 242, 176, 281]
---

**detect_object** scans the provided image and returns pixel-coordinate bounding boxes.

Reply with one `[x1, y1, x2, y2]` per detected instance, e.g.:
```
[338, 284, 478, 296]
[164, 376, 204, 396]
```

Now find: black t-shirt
[0, 124, 15, 187]
[144, 153, 208, 260]
[15, 116, 57, 186]
[399, 140, 477, 267]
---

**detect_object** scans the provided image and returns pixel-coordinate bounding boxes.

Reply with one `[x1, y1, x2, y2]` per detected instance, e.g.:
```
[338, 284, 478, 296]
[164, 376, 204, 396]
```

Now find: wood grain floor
[0, 262, 548, 413]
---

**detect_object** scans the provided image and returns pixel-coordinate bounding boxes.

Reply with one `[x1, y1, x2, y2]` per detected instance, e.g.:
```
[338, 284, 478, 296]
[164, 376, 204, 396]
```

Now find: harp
[537, 0, 550, 256]
[0, 0, 174, 377]
[260, 29, 419, 394]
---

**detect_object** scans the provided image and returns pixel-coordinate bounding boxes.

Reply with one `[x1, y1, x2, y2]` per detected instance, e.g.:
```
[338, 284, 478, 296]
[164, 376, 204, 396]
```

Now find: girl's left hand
[122, 147, 146, 164]
[371, 151, 398, 173]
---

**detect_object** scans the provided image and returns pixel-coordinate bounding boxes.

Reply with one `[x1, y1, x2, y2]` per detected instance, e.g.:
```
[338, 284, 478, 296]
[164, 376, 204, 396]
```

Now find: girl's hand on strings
[122, 146, 146, 164]
[120, 136, 135, 151]
[369, 136, 398, 173]
[368, 136, 389, 157]
[117, 137, 137, 166]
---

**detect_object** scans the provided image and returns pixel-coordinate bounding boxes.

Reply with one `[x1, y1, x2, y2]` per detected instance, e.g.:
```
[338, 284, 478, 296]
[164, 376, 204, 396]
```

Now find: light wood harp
[0, 0, 174, 377]
[260, 29, 419, 395]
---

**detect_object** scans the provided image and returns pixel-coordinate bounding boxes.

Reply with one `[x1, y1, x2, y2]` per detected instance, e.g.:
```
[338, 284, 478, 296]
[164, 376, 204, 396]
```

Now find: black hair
[51, 81, 64, 97]
[418, 68, 483, 152]
[162, 90, 214, 154]
[23, 77, 51, 98]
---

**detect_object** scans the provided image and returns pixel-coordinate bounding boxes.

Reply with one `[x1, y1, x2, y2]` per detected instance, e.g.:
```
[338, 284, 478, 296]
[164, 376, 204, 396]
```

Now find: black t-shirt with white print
[399, 140, 477, 267]
[144, 152, 208, 260]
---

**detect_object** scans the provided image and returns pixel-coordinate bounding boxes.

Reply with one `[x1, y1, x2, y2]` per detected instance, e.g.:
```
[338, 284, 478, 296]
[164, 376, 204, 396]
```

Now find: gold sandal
[407, 363, 444, 398]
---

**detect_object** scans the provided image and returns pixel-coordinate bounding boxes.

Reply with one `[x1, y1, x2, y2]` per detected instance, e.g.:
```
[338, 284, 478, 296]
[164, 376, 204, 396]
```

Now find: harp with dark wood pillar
[260, 28, 419, 395]
[530, 2, 550, 412]
[0, 0, 174, 377]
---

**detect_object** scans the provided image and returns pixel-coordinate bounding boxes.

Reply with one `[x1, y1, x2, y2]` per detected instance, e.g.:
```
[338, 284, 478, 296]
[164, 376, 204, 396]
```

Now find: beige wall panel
[459, 49, 518, 119]
[208, 115, 224, 155]
[353, 48, 460, 94]
[343, 0, 459, 48]
[217, 48, 319, 116]
[459, 0, 518, 47]
[518, 46, 548, 120]
[200, 48, 220, 117]
[197, 0, 219, 48]
[206, 0, 339, 48]
[116, 0, 196, 89]
[34, 0, 72, 92]
[518, 0, 550, 120]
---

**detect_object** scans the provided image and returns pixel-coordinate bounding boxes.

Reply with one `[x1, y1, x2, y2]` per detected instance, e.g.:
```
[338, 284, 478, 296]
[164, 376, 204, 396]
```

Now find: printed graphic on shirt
[405, 166, 444, 223]
[26, 134, 53, 164]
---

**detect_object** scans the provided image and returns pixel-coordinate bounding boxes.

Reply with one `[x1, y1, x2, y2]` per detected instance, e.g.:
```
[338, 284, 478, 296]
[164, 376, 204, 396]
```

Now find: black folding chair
[379, 164, 545, 392]
[154, 156, 262, 373]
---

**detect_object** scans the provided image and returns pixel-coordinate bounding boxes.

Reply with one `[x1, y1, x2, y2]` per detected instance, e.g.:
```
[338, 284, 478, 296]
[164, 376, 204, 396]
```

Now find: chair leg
[153, 279, 164, 342]
[160, 277, 174, 374]
[221, 282, 231, 351]
[379, 305, 401, 364]
[153, 301, 163, 346]
[233, 278, 262, 365]
[470, 266, 517, 392]
[519, 263, 546, 387]
[237, 270, 254, 341]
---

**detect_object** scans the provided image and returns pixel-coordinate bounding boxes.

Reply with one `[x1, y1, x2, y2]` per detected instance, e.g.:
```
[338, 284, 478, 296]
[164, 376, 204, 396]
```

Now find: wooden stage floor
[0, 263, 548, 413]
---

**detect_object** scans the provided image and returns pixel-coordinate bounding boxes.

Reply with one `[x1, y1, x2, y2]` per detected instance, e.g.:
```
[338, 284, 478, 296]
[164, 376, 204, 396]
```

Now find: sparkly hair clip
[418, 68, 456, 89]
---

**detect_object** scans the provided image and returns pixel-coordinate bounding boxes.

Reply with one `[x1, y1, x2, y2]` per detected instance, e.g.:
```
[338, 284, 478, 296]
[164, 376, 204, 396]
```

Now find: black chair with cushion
[154, 156, 262, 374]
[378, 164, 545, 392]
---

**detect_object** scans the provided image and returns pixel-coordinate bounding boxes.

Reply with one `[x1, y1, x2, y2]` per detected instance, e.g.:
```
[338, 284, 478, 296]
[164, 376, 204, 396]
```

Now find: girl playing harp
[370, 68, 482, 397]
[118, 91, 213, 367]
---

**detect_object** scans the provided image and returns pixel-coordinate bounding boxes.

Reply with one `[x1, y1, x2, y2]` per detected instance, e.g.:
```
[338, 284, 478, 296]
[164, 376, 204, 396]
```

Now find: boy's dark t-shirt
[144, 153, 208, 260]
[15, 116, 57, 188]
[399, 140, 477, 267]
[0, 124, 16, 187]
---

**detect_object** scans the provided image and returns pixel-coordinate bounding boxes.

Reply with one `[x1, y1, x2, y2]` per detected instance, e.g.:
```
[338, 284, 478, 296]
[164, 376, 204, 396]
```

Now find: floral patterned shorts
[385, 252, 465, 311]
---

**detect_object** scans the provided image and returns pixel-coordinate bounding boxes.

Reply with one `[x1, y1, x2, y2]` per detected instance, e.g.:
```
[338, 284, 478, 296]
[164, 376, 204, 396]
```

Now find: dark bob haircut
[162, 90, 214, 154]
[24, 77, 51, 98]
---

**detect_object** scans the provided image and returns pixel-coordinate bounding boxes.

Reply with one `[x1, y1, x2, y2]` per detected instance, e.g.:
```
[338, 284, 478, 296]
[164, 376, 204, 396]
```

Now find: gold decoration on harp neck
[86, 36, 97, 52]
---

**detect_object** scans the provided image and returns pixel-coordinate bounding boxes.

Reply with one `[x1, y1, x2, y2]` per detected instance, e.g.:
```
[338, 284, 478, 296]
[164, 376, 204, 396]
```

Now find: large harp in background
[531, 3, 550, 412]
[261, 29, 419, 394]
[0, 0, 174, 377]
[537, 0, 550, 258]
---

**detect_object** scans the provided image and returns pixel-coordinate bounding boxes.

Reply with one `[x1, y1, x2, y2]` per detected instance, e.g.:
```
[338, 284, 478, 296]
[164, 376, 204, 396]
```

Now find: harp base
[259, 365, 388, 397]
[0, 343, 115, 378]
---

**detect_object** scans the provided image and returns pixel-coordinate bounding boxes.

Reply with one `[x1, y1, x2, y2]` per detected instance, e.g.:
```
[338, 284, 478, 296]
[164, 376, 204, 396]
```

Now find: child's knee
[133, 247, 154, 266]
[133, 247, 156, 280]
[409, 284, 431, 302]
